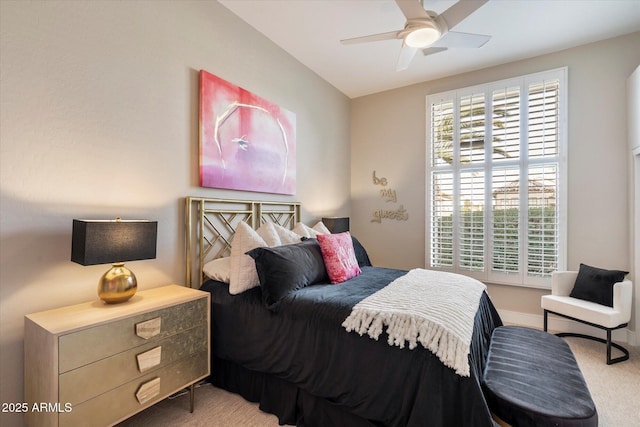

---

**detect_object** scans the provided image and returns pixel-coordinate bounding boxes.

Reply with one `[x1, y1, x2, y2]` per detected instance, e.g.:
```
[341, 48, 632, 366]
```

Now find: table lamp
[71, 218, 157, 303]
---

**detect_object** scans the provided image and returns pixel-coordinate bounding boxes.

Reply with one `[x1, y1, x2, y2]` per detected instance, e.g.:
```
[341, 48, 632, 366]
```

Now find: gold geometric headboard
[184, 197, 301, 288]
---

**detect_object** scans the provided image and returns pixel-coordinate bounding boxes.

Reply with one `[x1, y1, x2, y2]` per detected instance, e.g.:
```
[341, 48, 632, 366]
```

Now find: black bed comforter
[201, 266, 502, 427]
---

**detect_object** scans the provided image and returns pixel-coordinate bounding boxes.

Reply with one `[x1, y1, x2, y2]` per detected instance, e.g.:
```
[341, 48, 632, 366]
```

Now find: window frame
[425, 67, 567, 289]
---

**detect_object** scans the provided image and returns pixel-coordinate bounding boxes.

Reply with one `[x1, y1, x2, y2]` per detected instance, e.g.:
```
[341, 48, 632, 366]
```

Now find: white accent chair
[541, 271, 632, 364]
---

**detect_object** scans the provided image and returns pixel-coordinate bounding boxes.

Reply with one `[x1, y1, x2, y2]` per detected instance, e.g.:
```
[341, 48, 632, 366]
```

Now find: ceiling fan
[340, 0, 491, 71]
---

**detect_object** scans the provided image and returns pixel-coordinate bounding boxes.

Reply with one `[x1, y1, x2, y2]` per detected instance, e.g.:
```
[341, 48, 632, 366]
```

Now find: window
[426, 68, 567, 288]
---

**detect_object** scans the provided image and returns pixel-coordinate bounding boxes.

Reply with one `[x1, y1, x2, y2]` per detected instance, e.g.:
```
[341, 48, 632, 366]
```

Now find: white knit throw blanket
[342, 268, 486, 377]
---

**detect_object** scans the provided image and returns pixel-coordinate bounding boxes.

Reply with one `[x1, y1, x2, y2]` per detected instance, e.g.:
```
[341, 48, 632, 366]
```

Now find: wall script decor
[199, 70, 296, 195]
[371, 170, 409, 223]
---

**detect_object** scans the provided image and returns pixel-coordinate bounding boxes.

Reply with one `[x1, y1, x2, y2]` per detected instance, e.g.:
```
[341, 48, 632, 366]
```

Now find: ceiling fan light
[405, 27, 441, 48]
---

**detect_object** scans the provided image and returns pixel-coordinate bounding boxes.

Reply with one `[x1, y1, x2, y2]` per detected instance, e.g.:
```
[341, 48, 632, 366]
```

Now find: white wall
[0, 2, 350, 425]
[2, 2, 638, 424]
[351, 32, 640, 330]
[629, 66, 640, 342]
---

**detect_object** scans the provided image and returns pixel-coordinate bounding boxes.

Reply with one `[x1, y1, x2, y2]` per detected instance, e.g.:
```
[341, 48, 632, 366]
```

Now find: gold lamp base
[98, 263, 137, 304]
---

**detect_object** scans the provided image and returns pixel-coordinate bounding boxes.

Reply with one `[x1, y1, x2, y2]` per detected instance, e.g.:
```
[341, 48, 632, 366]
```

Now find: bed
[184, 197, 502, 426]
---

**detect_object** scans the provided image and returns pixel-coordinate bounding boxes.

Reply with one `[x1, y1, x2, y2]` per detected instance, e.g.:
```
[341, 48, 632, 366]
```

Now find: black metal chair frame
[544, 309, 630, 365]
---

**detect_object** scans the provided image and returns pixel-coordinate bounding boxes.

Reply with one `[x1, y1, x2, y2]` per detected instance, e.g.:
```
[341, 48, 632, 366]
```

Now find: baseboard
[626, 329, 639, 346]
[497, 309, 635, 345]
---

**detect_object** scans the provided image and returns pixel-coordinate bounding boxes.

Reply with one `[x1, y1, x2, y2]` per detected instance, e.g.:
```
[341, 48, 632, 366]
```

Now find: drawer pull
[136, 317, 161, 339]
[137, 346, 162, 373]
[136, 377, 161, 405]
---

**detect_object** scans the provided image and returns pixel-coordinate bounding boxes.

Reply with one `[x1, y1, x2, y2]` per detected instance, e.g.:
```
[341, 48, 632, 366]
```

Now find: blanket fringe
[343, 311, 470, 376]
[341, 269, 486, 377]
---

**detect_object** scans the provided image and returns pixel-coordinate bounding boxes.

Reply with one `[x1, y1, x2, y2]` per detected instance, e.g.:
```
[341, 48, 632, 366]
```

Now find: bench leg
[189, 383, 195, 413]
[543, 310, 549, 332]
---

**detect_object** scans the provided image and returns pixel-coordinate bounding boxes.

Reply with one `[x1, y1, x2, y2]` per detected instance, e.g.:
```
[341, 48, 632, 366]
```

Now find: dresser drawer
[25, 285, 210, 427]
[59, 297, 207, 373]
[59, 323, 207, 405]
[59, 350, 208, 427]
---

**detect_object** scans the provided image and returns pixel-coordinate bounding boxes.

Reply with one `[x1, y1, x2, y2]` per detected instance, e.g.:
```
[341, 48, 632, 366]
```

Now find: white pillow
[272, 223, 303, 244]
[293, 222, 313, 237]
[312, 221, 331, 235]
[203, 257, 231, 283]
[256, 222, 281, 247]
[293, 221, 330, 238]
[229, 221, 267, 295]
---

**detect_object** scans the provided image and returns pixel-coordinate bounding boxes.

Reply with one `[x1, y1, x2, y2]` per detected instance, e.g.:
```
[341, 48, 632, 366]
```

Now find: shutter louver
[459, 94, 485, 164]
[431, 172, 454, 268]
[431, 100, 454, 167]
[492, 167, 520, 274]
[528, 80, 559, 158]
[527, 165, 559, 277]
[492, 86, 520, 160]
[459, 170, 484, 271]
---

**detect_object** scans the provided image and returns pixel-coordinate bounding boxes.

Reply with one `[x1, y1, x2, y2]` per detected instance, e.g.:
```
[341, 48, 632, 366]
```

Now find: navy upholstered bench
[482, 326, 597, 427]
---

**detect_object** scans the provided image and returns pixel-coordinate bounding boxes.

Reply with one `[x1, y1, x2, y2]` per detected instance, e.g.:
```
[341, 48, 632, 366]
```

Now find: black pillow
[351, 235, 372, 267]
[247, 239, 328, 310]
[569, 263, 628, 307]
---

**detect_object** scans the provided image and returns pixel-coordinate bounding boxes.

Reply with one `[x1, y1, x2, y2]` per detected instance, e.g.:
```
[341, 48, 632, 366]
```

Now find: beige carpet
[117, 384, 280, 427]
[118, 338, 640, 427]
[564, 337, 640, 427]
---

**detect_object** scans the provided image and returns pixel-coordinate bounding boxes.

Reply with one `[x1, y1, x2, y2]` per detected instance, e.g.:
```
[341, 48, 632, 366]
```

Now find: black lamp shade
[322, 217, 350, 234]
[71, 219, 157, 266]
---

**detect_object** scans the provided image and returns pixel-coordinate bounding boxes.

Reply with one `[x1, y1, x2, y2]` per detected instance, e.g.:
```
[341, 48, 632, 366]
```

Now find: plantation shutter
[427, 68, 566, 289]
[459, 170, 484, 271]
[458, 93, 486, 273]
[429, 97, 455, 268]
[431, 172, 454, 268]
[490, 86, 521, 280]
[526, 78, 561, 280]
[491, 167, 520, 275]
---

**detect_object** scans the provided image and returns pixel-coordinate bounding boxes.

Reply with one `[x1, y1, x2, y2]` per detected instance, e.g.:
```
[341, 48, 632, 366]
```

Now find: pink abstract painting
[199, 70, 296, 195]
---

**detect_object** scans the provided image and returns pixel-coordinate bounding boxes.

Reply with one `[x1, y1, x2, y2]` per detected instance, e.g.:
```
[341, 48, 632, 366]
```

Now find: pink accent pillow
[317, 232, 361, 284]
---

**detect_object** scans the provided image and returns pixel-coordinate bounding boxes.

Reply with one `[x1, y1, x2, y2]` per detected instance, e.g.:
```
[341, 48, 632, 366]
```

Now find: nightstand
[24, 285, 210, 427]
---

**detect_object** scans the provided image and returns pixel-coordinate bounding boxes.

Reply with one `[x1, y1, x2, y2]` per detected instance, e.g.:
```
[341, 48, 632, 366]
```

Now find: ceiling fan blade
[396, 44, 418, 71]
[432, 31, 490, 48]
[422, 46, 448, 57]
[340, 30, 400, 45]
[440, 0, 489, 30]
[395, 0, 430, 20]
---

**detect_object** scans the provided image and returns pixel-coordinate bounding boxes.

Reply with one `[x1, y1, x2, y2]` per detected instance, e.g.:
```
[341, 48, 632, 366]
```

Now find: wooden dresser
[24, 285, 210, 427]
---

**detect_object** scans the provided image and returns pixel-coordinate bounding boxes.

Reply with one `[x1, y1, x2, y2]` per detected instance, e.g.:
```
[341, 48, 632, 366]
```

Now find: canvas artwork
[199, 70, 296, 195]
